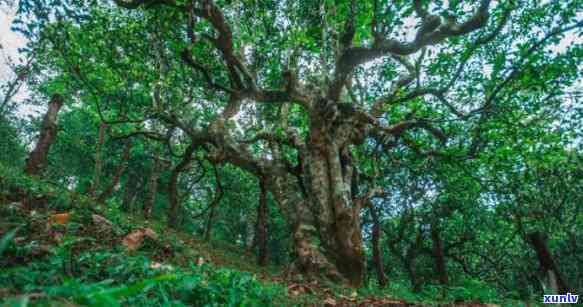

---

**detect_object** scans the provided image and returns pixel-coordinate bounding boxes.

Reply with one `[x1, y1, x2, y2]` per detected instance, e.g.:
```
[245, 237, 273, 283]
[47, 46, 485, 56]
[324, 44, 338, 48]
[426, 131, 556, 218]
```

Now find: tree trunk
[256, 179, 269, 266]
[299, 118, 365, 286]
[89, 122, 108, 197]
[526, 231, 570, 294]
[267, 174, 344, 283]
[212, 114, 365, 286]
[168, 143, 196, 226]
[369, 205, 388, 287]
[203, 165, 222, 241]
[388, 228, 423, 293]
[204, 203, 217, 242]
[121, 172, 139, 212]
[407, 230, 424, 292]
[97, 140, 132, 203]
[24, 94, 64, 176]
[431, 222, 449, 286]
[23, 94, 64, 208]
[144, 153, 161, 219]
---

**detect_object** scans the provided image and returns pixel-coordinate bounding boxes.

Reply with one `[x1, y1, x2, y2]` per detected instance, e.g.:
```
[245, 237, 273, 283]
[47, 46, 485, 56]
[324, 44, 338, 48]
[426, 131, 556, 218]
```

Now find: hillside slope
[0, 167, 524, 306]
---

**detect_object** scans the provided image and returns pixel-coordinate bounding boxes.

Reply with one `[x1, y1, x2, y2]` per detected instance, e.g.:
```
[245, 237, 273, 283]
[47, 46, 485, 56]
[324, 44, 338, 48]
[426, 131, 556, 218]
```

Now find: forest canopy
[0, 0, 582, 305]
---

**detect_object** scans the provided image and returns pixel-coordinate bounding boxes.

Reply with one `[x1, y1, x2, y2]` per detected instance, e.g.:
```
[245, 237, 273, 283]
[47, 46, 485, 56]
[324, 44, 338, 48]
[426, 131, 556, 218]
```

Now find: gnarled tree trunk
[300, 114, 365, 286]
[266, 173, 344, 283]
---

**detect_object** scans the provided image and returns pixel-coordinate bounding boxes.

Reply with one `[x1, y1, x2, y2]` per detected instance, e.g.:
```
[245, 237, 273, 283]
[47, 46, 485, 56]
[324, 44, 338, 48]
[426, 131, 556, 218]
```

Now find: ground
[0, 168, 526, 306]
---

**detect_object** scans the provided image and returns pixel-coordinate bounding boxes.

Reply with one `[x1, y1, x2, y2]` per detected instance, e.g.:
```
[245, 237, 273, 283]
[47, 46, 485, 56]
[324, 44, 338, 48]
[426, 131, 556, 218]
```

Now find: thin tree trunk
[89, 122, 108, 197]
[204, 166, 222, 241]
[407, 230, 424, 293]
[256, 179, 269, 266]
[24, 94, 64, 176]
[204, 204, 217, 241]
[121, 172, 139, 212]
[144, 153, 161, 219]
[526, 231, 570, 294]
[369, 204, 388, 287]
[97, 141, 132, 203]
[168, 143, 196, 226]
[389, 228, 423, 293]
[431, 222, 449, 286]
[23, 94, 64, 208]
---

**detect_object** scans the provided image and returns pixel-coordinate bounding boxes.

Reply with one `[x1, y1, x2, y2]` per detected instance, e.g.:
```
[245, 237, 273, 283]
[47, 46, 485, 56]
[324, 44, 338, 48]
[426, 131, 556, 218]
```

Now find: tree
[24, 94, 64, 177]
[13, 0, 582, 286]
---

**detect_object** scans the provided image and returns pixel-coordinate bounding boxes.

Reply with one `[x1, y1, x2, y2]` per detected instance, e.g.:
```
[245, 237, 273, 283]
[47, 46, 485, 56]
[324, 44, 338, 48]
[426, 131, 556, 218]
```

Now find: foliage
[1, 0, 582, 305]
[1, 250, 283, 306]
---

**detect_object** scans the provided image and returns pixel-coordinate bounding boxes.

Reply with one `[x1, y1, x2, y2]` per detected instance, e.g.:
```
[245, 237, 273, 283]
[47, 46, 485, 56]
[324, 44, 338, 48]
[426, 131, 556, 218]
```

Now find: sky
[1, 3, 35, 116]
[0, 4, 26, 82]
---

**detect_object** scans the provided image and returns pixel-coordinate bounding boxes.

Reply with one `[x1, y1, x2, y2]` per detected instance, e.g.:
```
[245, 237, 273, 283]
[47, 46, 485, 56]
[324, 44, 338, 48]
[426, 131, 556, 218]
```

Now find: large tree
[13, 0, 582, 285]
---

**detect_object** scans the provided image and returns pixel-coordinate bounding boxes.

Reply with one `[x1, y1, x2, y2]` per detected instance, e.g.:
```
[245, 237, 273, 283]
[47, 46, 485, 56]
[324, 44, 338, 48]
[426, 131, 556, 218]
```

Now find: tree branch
[328, 0, 493, 101]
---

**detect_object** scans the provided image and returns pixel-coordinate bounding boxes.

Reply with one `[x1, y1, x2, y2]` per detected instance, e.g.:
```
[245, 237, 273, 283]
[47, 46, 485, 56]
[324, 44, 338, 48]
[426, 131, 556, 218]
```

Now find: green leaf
[0, 226, 21, 257]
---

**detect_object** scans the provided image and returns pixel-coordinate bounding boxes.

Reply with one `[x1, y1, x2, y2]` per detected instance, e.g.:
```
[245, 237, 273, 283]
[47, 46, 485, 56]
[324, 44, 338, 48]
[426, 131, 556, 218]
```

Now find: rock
[149, 262, 174, 271]
[122, 228, 159, 252]
[143, 227, 158, 240]
[122, 230, 144, 251]
[91, 214, 114, 233]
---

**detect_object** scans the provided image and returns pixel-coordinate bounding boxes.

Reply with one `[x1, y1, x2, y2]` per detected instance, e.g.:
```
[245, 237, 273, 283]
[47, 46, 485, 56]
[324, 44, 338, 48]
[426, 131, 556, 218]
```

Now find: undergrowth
[0, 164, 530, 306]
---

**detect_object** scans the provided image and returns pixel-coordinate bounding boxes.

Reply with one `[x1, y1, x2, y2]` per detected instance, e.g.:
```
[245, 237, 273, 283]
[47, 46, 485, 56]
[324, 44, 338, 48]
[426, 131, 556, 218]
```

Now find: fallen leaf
[50, 213, 71, 225]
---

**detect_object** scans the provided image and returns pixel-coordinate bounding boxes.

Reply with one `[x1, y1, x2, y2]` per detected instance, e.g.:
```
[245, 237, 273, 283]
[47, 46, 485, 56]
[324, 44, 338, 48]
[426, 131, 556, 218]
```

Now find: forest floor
[0, 174, 527, 307]
[0, 202, 527, 307]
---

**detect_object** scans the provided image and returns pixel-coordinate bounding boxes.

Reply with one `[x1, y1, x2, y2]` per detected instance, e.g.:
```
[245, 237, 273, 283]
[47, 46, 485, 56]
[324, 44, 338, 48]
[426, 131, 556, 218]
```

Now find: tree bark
[369, 204, 388, 287]
[23, 94, 64, 208]
[144, 153, 161, 219]
[431, 222, 449, 286]
[89, 122, 108, 197]
[205, 111, 366, 286]
[526, 231, 570, 294]
[300, 116, 365, 286]
[24, 94, 64, 176]
[96, 140, 132, 203]
[267, 174, 344, 283]
[256, 179, 269, 266]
